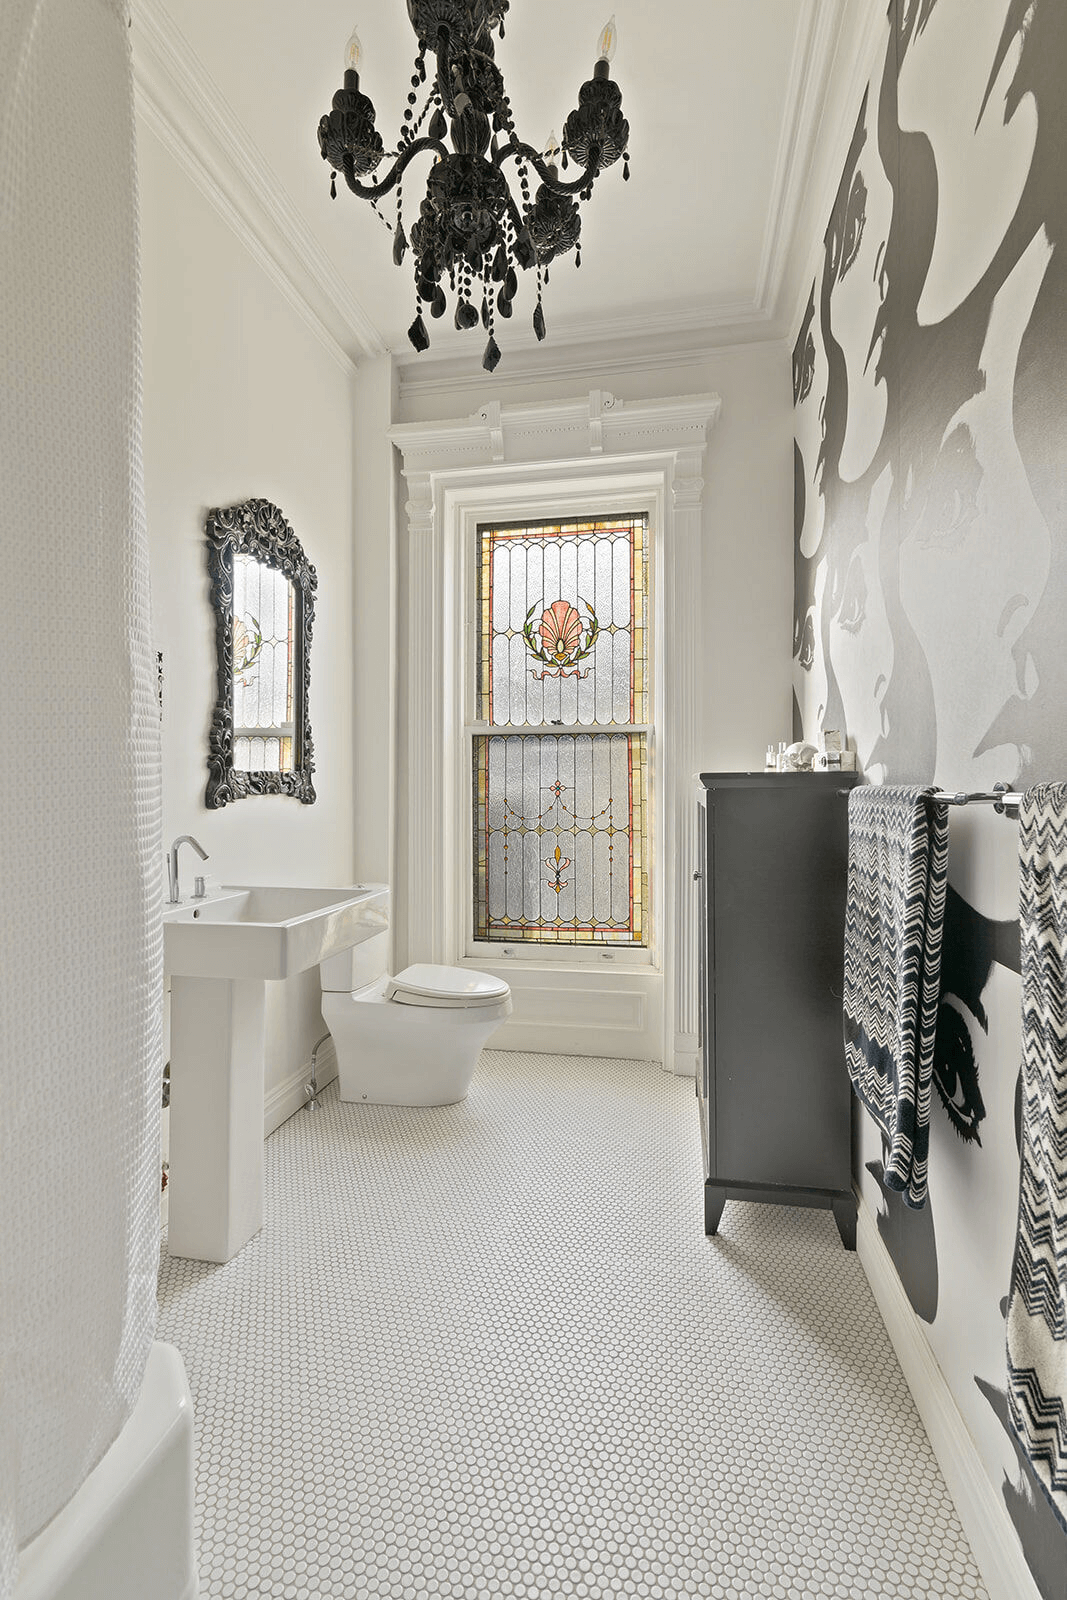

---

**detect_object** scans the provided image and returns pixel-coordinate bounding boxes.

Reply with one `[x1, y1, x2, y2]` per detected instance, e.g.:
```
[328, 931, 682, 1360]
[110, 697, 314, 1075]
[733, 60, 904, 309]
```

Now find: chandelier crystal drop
[317, 5, 630, 370]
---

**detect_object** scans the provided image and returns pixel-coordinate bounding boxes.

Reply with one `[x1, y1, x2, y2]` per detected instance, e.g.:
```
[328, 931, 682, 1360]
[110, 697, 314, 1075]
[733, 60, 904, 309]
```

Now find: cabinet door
[695, 798, 713, 1170]
[709, 784, 851, 1192]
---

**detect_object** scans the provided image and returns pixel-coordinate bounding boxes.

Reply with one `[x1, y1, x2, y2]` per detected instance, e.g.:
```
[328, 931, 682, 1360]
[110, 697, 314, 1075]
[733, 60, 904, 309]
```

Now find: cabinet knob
[692, 870, 703, 880]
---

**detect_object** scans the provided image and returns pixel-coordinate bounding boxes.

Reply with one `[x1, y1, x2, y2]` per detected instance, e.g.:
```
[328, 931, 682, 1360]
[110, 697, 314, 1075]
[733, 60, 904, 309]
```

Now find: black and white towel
[1007, 783, 1067, 1533]
[843, 785, 948, 1209]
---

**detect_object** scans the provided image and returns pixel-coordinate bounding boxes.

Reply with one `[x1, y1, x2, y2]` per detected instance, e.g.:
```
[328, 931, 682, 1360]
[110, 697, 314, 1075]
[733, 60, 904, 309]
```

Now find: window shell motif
[473, 516, 649, 946]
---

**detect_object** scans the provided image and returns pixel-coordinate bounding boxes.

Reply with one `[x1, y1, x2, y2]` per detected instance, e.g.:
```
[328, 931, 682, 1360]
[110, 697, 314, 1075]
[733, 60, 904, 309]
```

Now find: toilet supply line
[304, 1032, 331, 1111]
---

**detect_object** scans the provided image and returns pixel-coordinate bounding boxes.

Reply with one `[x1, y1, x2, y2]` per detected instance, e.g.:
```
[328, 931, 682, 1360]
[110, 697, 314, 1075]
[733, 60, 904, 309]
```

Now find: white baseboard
[264, 1038, 338, 1138]
[671, 1046, 699, 1078]
[857, 1198, 1043, 1600]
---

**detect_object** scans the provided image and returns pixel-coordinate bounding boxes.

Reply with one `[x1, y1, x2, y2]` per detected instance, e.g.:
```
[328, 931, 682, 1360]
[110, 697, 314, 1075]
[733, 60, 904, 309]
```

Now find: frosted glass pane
[236, 734, 282, 773]
[472, 732, 648, 945]
[476, 516, 648, 727]
[232, 553, 295, 772]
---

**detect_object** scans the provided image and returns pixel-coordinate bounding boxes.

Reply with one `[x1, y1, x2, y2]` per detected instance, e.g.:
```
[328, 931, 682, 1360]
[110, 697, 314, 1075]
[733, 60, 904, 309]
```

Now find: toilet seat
[320, 940, 511, 1105]
[384, 964, 510, 1009]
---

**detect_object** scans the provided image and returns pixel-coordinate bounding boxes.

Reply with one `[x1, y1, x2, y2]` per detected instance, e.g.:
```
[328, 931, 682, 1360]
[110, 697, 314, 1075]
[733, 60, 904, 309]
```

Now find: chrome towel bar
[929, 786, 1023, 815]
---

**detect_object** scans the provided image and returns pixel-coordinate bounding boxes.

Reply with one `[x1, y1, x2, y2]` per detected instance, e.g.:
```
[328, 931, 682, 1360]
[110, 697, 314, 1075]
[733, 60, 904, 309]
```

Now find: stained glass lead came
[473, 512, 652, 940]
[473, 515, 650, 947]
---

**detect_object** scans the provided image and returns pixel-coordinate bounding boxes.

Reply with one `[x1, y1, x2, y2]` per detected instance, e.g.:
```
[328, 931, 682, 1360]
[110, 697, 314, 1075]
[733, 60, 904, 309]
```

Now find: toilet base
[322, 983, 511, 1107]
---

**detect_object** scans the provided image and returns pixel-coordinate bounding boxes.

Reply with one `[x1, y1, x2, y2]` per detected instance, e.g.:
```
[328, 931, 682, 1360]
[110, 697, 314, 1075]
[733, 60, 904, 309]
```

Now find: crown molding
[754, 0, 849, 321]
[394, 314, 783, 403]
[776, 0, 891, 337]
[395, 291, 770, 369]
[130, 0, 386, 372]
[396, 344, 729, 405]
[540, 295, 769, 348]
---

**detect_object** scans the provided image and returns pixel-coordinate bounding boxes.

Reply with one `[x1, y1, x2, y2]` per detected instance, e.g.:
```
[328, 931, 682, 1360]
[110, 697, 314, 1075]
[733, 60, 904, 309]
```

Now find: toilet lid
[385, 964, 510, 1008]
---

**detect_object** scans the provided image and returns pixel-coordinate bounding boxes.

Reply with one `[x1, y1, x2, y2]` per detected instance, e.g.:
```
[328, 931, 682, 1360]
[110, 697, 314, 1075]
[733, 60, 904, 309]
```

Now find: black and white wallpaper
[792, 1, 1067, 1592]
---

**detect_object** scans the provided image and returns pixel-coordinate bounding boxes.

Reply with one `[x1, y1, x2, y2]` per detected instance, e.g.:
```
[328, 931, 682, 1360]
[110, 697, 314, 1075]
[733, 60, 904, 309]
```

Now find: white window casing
[389, 391, 720, 1070]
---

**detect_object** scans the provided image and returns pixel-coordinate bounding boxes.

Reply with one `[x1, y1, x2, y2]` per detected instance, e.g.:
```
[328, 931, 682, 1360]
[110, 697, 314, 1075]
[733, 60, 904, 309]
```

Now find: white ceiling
[133, 0, 853, 371]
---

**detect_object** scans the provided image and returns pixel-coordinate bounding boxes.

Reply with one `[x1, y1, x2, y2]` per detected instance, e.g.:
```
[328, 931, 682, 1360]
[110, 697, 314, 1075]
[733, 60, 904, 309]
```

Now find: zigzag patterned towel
[1007, 783, 1067, 1533]
[843, 785, 948, 1209]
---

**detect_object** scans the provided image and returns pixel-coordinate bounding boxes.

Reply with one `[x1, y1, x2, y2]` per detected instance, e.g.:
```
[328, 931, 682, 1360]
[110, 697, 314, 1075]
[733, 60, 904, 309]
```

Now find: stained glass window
[472, 515, 650, 947]
[232, 553, 296, 773]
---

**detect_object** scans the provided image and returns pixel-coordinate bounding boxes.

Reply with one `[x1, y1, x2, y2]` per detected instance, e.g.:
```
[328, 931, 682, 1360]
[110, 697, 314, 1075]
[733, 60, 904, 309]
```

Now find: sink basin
[164, 880, 392, 1262]
[163, 883, 389, 980]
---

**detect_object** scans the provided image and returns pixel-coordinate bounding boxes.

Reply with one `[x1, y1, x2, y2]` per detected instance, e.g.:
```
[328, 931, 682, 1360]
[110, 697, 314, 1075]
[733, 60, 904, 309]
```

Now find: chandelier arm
[495, 139, 601, 195]
[502, 189, 529, 244]
[340, 135, 449, 202]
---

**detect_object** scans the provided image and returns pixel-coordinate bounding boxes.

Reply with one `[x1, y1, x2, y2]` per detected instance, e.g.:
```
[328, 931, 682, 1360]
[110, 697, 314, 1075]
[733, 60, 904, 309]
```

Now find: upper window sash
[476, 514, 649, 731]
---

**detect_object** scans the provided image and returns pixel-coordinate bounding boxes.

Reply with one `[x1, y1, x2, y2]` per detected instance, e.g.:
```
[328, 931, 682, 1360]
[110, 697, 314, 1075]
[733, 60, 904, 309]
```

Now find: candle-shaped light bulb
[344, 26, 363, 73]
[596, 15, 617, 63]
[544, 129, 561, 170]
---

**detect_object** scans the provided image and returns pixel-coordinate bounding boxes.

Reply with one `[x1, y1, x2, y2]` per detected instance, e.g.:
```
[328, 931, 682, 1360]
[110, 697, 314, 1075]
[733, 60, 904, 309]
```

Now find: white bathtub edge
[16, 1341, 198, 1600]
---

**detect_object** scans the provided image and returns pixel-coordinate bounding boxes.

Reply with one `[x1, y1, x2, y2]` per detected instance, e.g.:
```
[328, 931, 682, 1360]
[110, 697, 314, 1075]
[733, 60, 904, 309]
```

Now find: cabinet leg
[832, 1194, 857, 1251]
[704, 1183, 726, 1235]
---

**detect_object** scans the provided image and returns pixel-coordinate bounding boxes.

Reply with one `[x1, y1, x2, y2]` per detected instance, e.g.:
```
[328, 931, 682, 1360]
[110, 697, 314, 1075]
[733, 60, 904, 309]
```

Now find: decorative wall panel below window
[472, 515, 650, 947]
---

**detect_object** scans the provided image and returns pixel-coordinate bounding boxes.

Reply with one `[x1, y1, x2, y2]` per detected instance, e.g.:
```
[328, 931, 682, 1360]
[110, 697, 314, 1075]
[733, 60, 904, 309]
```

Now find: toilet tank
[320, 930, 389, 993]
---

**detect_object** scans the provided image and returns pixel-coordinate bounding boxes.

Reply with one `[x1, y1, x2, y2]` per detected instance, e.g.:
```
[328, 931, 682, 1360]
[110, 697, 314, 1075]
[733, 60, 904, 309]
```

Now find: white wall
[687, 341, 795, 769]
[351, 353, 398, 893]
[138, 119, 358, 1116]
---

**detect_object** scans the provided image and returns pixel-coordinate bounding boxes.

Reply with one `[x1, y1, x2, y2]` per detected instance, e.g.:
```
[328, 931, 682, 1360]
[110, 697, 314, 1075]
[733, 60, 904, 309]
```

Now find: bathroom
[4, 1, 1067, 1597]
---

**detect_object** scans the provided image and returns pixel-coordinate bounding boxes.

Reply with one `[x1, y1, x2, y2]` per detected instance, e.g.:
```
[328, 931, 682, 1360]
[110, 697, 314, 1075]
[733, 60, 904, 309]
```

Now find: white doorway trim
[389, 390, 720, 1071]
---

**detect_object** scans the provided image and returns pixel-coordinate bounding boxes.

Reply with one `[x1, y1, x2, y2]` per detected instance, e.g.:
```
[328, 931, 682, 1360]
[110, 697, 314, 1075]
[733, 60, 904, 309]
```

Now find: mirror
[205, 498, 316, 807]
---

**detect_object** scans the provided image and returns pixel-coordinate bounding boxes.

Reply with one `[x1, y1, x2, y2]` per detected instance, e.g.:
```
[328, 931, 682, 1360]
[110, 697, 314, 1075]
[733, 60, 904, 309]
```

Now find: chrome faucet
[168, 835, 209, 904]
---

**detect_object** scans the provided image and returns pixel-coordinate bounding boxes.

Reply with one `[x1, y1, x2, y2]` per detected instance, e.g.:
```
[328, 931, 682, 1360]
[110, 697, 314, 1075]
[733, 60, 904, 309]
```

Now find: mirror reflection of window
[232, 552, 296, 773]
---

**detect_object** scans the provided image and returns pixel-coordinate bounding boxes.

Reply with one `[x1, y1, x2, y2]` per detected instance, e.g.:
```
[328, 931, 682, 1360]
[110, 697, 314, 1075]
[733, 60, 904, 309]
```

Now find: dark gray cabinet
[697, 771, 857, 1249]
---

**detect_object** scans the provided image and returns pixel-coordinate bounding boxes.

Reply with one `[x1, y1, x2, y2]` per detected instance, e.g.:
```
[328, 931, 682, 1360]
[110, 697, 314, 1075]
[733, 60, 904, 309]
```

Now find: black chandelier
[317, 5, 629, 371]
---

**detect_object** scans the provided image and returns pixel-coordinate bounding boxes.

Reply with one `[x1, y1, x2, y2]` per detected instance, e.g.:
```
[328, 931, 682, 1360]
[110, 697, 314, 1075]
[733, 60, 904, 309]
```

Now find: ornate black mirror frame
[205, 497, 317, 808]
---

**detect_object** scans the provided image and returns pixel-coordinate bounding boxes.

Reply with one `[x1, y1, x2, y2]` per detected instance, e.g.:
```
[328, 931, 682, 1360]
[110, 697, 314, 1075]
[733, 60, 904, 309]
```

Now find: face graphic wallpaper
[792, 1, 1067, 1591]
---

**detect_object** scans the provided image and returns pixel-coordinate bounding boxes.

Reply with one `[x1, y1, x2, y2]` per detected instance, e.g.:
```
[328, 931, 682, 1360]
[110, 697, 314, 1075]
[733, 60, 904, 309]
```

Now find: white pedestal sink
[163, 883, 388, 1263]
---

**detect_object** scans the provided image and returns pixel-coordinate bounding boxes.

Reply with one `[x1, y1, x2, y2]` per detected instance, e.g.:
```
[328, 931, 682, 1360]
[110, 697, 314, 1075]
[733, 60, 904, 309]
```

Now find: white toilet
[319, 931, 511, 1106]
